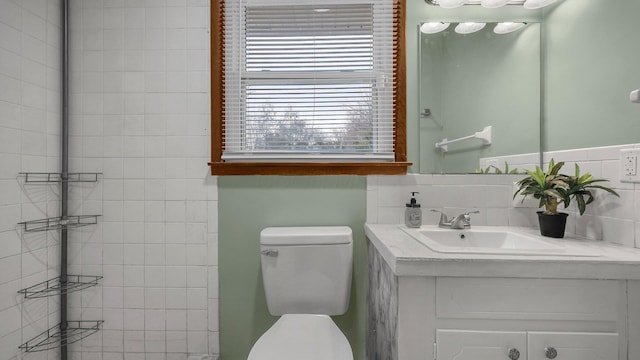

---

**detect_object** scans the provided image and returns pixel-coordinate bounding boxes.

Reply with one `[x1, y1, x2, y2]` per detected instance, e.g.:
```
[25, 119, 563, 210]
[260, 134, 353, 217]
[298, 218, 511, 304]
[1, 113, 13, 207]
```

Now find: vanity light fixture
[438, 0, 467, 8]
[420, 22, 451, 34]
[424, 0, 560, 9]
[481, 0, 510, 8]
[493, 22, 527, 34]
[523, 0, 558, 9]
[455, 22, 486, 34]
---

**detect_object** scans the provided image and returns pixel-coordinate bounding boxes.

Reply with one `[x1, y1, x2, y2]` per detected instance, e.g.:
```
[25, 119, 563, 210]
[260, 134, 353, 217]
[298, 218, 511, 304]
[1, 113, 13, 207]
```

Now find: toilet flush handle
[261, 249, 279, 257]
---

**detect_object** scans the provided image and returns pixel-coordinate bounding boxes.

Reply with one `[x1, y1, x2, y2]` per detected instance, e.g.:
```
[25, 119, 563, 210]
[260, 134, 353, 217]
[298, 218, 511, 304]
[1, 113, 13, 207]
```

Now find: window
[210, 0, 408, 175]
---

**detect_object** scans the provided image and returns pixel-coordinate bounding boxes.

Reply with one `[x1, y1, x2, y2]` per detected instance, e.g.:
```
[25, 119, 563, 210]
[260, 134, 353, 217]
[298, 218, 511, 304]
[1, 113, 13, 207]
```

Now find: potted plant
[475, 161, 521, 174]
[513, 159, 619, 238]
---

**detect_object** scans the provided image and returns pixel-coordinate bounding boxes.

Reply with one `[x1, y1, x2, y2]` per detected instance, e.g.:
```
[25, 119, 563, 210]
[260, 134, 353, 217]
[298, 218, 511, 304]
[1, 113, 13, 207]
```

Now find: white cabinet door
[528, 332, 618, 360]
[436, 330, 526, 360]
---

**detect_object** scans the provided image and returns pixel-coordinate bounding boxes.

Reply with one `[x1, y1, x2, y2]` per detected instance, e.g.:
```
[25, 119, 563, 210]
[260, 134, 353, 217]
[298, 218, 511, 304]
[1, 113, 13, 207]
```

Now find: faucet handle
[430, 209, 448, 220]
[461, 210, 479, 221]
[430, 209, 450, 227]
[458, 210, 480, 228]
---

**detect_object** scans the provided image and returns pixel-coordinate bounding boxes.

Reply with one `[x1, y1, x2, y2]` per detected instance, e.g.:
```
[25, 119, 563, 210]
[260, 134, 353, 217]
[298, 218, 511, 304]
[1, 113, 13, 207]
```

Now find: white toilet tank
[259, 226, 353, 316]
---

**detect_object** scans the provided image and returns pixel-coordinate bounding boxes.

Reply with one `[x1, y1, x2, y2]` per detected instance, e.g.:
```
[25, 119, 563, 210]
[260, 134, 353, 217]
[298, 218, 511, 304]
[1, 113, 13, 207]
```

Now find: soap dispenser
[405, 192, 422, 228]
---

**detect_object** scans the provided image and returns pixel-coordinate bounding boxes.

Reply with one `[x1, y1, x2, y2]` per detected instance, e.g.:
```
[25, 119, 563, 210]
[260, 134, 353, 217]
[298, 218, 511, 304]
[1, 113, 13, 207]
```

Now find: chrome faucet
[430, 210, 479, 229]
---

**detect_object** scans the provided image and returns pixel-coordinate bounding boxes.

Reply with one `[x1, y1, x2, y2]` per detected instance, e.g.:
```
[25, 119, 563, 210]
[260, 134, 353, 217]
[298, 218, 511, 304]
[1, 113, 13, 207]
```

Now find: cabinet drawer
[435, 330, 618, 360]
[436, 278, 620, 321]
[528, 331, 618, 360]
[436, 329, 526, 360]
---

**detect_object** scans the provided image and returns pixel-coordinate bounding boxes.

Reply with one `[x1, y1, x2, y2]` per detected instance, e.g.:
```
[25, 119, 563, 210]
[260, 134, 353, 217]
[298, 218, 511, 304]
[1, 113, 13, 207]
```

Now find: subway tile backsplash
[370, 144, 640, 248]
[368, 174, 539, 228]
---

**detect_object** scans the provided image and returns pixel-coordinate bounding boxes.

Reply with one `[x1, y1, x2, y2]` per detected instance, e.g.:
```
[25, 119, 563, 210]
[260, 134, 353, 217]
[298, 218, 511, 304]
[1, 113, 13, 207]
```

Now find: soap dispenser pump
[405, 192, 422, 228]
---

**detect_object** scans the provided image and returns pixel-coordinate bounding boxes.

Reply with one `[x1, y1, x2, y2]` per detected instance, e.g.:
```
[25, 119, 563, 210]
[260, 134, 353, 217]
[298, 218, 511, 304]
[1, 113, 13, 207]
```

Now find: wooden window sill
[208, 161, 411, 176]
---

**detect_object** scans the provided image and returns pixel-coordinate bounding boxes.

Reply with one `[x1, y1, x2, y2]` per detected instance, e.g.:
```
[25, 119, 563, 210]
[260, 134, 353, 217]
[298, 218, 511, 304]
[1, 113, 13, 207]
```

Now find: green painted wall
[217, 2, 640, 359]
[218, 176, 367, 360]
[543, 0, 640, 151]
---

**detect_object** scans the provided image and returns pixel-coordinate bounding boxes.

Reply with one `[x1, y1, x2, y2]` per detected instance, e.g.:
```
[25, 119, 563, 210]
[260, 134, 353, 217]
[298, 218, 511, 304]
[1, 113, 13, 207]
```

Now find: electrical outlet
[620, 149, 640, 183]
[624, 154, 637, 176]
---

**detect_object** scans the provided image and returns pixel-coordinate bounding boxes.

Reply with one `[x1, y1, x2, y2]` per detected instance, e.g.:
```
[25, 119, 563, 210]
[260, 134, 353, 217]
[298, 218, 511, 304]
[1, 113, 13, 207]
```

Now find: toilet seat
[247, 314, 353, 360]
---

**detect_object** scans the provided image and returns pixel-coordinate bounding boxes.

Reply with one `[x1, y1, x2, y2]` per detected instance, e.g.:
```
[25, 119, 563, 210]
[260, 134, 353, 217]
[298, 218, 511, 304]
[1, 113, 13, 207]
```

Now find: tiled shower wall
[0, 0, 62, 358]
[66, 0, 218, 359]
[368, 143, 640, 248]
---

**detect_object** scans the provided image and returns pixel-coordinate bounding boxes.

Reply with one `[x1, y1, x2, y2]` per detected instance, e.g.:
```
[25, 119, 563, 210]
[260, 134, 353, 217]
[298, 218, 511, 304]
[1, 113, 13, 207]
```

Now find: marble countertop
[365, 223, 640, 279]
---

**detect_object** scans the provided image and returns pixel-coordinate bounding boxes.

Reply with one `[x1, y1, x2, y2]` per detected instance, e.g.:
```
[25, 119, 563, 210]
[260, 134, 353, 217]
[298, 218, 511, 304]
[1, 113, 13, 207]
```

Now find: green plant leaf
[587, 184, 620, 196]
[576, 194, 586, 215]
[548, 159, 565, 176]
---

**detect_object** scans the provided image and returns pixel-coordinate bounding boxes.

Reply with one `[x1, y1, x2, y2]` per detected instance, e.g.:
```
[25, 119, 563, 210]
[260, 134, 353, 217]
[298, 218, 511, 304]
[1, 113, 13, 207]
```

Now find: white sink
[401, 226, 599, 257]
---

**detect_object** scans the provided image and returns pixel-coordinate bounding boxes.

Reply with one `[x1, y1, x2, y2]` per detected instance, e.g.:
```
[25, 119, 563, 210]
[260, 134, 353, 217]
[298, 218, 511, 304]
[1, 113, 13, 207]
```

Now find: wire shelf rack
[18, 215, 101, 232]
[20, 172, 101, 183]
[19, 320, 104, 352]
[18, 275, 102, 299]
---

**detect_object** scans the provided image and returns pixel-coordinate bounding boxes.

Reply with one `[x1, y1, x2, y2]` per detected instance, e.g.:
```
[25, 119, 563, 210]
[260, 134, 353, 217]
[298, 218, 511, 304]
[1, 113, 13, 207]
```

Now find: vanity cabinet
[431, 278, 623, 360]
[366, 244, 634, 360]
[437, 330, 618, 360]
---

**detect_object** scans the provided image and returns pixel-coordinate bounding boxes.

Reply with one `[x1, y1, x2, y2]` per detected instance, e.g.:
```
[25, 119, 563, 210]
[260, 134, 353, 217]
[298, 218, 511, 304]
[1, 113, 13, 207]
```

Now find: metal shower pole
[60, 0, 69, 358]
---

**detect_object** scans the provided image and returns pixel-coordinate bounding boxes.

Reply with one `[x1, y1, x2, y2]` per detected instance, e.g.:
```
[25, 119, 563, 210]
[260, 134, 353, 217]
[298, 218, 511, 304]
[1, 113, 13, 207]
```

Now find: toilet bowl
[248, 226, 354, 360]
[247, 314, 353, 360]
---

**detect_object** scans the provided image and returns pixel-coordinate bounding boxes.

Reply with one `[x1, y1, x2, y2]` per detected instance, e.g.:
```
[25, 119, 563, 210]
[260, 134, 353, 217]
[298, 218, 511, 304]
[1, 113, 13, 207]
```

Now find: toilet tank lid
[260, 226, 352, 246]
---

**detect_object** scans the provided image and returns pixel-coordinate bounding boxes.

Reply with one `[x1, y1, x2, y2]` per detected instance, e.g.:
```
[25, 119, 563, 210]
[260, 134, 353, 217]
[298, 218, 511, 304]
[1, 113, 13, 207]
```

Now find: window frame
[209, 0, 409, 176]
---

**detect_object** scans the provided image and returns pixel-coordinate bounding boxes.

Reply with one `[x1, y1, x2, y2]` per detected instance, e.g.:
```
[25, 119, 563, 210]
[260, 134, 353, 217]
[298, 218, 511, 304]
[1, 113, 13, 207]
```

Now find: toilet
[247, 226, 354, 360]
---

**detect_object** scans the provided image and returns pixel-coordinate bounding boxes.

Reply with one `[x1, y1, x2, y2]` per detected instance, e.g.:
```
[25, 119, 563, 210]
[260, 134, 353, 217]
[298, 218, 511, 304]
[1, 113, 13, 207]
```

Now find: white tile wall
[0, 0, 63, 358]
[368, 174, 539, 229]
[371, 144, 640, 248]
[6, 0, 217, 358]
[542, 144, 640, 247]
[67, 0, 218, 354]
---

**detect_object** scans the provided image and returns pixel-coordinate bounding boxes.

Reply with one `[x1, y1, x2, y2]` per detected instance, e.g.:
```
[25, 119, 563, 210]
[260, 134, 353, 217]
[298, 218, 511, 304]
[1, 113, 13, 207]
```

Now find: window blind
[224, 0, 396, 162]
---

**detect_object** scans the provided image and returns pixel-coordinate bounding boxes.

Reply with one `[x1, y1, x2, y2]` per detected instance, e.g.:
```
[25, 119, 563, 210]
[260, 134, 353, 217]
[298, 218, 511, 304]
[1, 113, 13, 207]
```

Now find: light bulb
[455, 22, 486, 34]
[438, 0, 467, 9]
[420, 22, 451, 34]
[493, 22, 526, 34]
[481, 0, 509, 8]
[523, 0, 558, 9]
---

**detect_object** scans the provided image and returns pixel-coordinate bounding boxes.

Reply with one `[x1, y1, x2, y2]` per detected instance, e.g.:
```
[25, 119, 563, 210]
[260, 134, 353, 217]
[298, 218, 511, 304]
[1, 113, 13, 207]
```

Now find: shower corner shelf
[20, 172, 101, 183]
[18, 215, 101, 232]
[18, 275, 103, 299]
[19, 320, 104, 353]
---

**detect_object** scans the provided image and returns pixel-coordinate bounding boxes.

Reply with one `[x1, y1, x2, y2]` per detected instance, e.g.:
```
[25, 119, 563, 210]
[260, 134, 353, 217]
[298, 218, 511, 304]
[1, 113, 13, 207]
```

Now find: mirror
[418, 22, 541, 174]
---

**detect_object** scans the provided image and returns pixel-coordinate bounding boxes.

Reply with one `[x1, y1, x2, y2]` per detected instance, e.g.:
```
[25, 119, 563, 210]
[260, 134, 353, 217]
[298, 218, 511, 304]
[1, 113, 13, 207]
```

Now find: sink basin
[401, 226, 599, 257]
